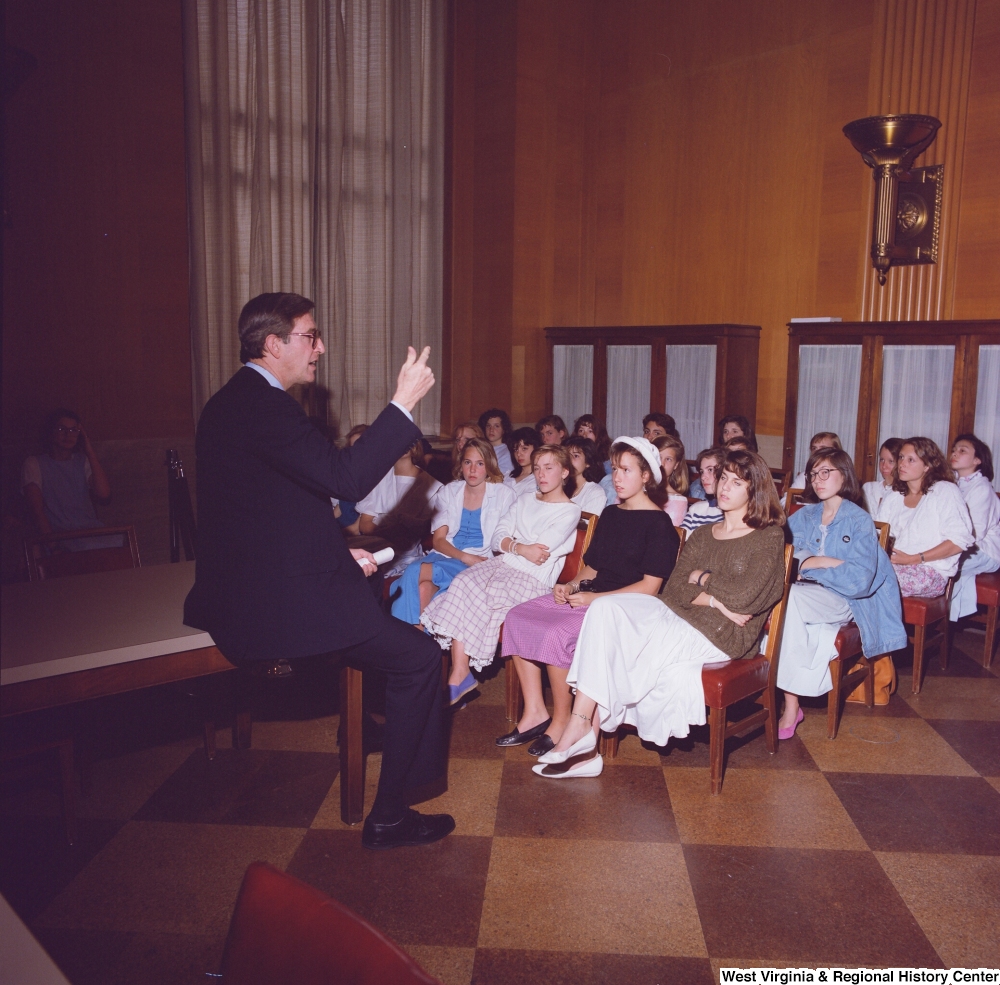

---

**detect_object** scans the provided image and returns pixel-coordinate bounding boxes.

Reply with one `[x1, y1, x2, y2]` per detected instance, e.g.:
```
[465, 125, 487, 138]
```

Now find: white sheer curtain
[975, 346, 1000, 491]
[606, 345, 651, 440]
[665, 345, 717, 457]
[878, 345, 955, 455]
[552, 345, 593, 431]
[183, 0, 444, 434]
[794, 345, 862, 473]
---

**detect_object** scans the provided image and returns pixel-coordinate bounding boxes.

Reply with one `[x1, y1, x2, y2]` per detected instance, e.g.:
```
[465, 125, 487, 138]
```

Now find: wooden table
[0, 563, 365, 824]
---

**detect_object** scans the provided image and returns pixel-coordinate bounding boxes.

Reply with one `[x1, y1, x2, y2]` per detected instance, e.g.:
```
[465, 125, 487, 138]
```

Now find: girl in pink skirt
[496, 437, 680, 757]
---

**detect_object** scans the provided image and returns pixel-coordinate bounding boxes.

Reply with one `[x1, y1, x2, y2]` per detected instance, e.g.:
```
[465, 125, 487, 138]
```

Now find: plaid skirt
[420, 557, 550, 670]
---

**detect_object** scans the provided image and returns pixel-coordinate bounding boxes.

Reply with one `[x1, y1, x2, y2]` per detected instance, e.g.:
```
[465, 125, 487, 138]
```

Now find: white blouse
[876, 481, 975, 577]
[572, 480, 607, 517]
[490, 495, 582, 588]
[862, 478, 893, 516]
[956, 470, 1000, 564]
[430, 480, 515, 557]
[504, 471, 538, 498]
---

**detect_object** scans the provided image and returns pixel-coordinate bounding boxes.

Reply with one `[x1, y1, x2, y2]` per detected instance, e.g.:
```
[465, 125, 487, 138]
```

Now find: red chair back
[557, 512, 598, 585]
[219, 862, 441, 985]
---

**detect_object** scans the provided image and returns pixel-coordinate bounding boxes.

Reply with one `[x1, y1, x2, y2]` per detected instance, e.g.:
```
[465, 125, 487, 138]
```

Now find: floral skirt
[893, 562, 946, 598]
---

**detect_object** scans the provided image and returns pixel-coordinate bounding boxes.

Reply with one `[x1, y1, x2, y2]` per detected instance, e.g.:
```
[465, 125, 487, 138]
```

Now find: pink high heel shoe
[778, 707, 804, 741]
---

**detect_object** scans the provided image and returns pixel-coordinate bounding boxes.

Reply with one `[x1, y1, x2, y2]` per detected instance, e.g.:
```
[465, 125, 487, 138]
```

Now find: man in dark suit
[184, 292, 452, 849]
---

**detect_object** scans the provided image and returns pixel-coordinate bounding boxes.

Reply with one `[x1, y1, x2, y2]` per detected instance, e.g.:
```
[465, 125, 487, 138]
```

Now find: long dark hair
[610, 442, 659, 498]
[721, 450, 785, 529]
[508, 426, 542, 479]
[477, 408, 513, 446]
[718, 414, 758, 452]
[953, 433, 995, 483]
[573, 414, 611, 461]
[563, 435, 605, 483]
[892, 437, 955, 494]
[801, 448, 867, 512]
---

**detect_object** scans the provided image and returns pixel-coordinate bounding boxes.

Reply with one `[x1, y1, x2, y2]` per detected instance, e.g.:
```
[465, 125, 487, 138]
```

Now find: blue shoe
[448, 672, 477, 706]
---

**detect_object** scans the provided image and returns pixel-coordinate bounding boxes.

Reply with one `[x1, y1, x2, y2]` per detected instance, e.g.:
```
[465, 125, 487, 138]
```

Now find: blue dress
[390, 507, 484, 623]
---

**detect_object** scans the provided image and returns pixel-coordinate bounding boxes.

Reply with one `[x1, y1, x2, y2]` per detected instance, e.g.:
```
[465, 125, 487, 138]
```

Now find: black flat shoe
[494, 718, 552, 747]
[361, 809, 455, 850]
[527, 733, 555, 757]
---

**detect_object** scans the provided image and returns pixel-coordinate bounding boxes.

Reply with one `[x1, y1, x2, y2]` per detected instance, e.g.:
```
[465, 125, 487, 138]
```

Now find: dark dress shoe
[495, 718, 552, 747]
[527, 733, 555, 757]
[362, 809, 456, 850]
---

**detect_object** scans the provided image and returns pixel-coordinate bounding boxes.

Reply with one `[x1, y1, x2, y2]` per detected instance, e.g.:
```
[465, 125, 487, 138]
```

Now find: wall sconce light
[843, 114, 943, 286]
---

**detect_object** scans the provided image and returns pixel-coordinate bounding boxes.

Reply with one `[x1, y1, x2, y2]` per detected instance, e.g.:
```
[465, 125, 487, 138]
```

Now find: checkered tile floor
[2, 630, 998, 984]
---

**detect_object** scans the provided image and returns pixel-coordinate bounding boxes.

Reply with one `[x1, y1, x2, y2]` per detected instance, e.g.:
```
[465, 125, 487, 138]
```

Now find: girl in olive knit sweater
[536, 451, 786, 776]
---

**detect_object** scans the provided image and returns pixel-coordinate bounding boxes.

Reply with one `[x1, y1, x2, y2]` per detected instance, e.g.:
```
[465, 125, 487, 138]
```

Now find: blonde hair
[653, 434, 689, 495]
[453, 437, 504, 483]
[810, 431, 842, 451]
[451, 421, 485, 467]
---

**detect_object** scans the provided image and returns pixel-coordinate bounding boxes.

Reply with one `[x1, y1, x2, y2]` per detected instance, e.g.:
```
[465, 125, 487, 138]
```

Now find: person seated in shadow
[537, 450, 785, 779]
[948, 433, 1000, 622]
[497, 438, 677, 760]
[357, 438, 442, 578]
[504, 427, 542, 497]
[391, 438, 515, 627]
[21, 408, 117, 551]
[478, 408, 514, 475]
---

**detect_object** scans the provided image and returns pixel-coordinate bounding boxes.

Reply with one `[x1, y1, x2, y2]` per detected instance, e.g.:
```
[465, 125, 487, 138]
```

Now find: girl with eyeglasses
[776, 449, 906, 739]
[21, 408, 115, 551]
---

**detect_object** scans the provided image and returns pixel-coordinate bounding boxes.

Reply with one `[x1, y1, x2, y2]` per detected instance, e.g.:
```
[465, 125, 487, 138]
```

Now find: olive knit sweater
[659, 523, 786, 659]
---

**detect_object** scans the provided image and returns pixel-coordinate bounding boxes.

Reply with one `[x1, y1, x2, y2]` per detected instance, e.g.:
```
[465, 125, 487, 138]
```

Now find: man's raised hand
[392, 346, 435, 412]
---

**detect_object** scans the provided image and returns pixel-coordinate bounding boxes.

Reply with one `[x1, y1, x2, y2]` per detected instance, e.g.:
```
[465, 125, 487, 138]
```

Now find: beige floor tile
[311, 754, 382, 829]
[796, 712, 978, 775]
[404, 945, 475, 985]
[663, 767, 867, 850]
[901, 675, 1000, 721]
[35, 821, 305, 936]
[875, 852, 1000, 967]
[478, 837, 707, 957]
[231, 714, 341, 753]
[985, 776, 1000, 794]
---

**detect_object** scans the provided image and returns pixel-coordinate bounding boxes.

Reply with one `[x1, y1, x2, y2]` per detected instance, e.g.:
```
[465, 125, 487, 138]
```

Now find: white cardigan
[957, 470, 1000, 564]
[431, 480, 516, 557]
[490, 494, 582, 588]
[876, 481, 975, 577]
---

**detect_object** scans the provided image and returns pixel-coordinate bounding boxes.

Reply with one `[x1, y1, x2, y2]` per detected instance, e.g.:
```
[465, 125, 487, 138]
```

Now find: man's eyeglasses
[55, 426, 81, 436]
[289, 331, 322, 349]
[808, 467, 841, 481]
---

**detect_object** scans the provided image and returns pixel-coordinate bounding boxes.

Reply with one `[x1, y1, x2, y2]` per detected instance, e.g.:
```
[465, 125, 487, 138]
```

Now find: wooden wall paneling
[948, 335, 973, 448]
[782, 338, 801, 473]
[857, 334, 885, 481]
[650, 345, 666, 415]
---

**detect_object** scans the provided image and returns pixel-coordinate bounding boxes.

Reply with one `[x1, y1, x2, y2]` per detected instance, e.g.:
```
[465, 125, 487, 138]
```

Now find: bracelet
[709, 596, 715, 608]
[919, 552, 925, 563]
[698, 570, 711, 586]
[508, 539, 519, 556]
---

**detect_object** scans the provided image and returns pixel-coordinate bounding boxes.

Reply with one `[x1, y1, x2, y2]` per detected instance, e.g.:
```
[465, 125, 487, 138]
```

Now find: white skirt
[567, 594, 729, 747]
[775, 582, 853, 697]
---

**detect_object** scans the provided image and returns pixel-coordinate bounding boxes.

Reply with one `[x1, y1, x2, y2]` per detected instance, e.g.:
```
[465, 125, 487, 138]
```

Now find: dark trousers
[340, 615, 447, 822]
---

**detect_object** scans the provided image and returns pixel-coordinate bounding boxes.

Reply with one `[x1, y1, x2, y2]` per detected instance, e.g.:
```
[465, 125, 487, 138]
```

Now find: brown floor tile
[33, 927, 226, 985]
[405, 945, 476, 985]
[796, 713, 978, 775]
[478, 838, 706, 957]
[471, 666, 507, 707]
[656, 720, 819, 772]
[838, 690, 921, 718]
[663, 767, 867, 850]
[448, 701, 512, 759]
[922, 631, 998, 679]
[235, 714, 341, 752]
[35, 821, 305, 935]
[925, 719, 1000, 775]
[311, 753, 381, 829]
[986, 776, 1000, 794]
[825, 773, 1000, 854]
[134, 748, 338, 827]
[683, 843, 942, 965]
[901, 675, 1000, 721]
[494, 760, 676, 841]
[470, 949, 715, 984]
[0, 816, 123, 922]
[875, 852, 1000, 968]
[286, 829, 492, 948]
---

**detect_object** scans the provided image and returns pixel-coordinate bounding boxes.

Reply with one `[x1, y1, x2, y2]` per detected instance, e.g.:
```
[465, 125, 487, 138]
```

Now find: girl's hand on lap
[463, 553, 485, 566]
[553, 584, 572, 604]
[715, 599, 751, 627]
[519, 543, 549, 565]
[567, 591, 596, 608]
[891, 549, 918, 565]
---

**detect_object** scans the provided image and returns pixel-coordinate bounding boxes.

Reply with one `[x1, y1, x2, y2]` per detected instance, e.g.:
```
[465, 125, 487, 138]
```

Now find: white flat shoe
[532, 754, 603, 779]
[537, 728, 597, 764]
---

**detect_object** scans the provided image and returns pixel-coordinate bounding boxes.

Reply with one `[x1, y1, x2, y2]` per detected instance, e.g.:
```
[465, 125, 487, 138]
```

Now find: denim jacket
[789, 500, 907, 658]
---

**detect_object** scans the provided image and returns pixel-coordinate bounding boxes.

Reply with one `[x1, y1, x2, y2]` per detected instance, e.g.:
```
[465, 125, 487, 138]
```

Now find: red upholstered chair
[601, 543, 795, 796]
[824, 520, 892, 739]
[503, 512, 599, 723]
[905, 578, 955, 694]
[219, 862, 441, 985]
[972, 571, 999, 668]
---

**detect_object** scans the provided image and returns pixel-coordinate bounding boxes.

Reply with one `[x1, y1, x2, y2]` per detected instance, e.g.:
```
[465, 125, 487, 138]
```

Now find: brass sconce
[843, 114, 943, 286]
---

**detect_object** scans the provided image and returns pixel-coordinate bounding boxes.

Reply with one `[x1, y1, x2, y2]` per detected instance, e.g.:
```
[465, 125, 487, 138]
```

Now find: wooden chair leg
[827, 659, 842, 740]
[911, 624, 927, 694]
[598, 729, 620, 758]
[862, 656, 875, 707]
[339, 664, 365, 826]
[504, 657, 522, 724]
[984, 604, 998, 669]
[939, 615, 951, 670]
[763, 686, 778, 753]
[57, 738, 77, 847]
[708, 704, 727, 795]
